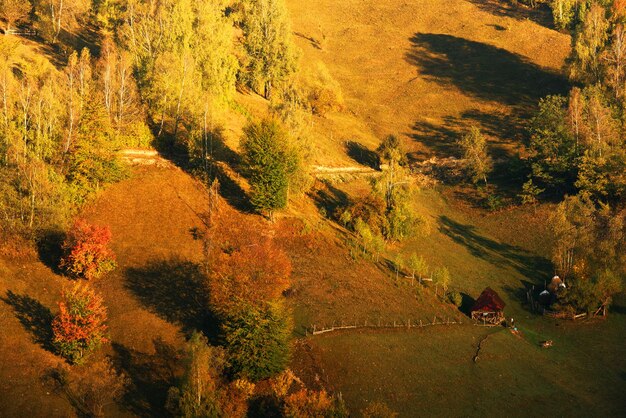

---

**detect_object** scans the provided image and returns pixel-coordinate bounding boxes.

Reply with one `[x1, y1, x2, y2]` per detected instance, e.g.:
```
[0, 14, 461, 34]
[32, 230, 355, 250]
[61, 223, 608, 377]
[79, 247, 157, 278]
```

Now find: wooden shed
[471, 287, 506, 325]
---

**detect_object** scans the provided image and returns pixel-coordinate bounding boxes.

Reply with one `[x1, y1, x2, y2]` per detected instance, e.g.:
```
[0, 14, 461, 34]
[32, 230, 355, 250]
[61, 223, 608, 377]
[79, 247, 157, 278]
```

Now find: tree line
[522, 1, 626, 314]
[0, 0, 346, 241]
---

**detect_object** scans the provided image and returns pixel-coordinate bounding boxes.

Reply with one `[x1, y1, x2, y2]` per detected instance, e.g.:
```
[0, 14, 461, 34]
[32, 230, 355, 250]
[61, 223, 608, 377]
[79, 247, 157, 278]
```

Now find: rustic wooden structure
[471, 287, 506, 325]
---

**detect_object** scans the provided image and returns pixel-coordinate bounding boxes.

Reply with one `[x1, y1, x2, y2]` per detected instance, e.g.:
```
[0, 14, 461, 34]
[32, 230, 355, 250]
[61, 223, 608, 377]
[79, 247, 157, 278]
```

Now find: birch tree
[242, 0, 298, 99]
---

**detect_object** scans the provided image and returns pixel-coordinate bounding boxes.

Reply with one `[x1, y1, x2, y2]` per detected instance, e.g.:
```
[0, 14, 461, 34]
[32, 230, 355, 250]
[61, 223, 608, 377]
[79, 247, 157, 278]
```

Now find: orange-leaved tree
[52, 282, 108, 364]
[283, 389, 348, 417]
[60, 219, 117, 280]
[207, 222, 293, 381]
[209, 235, 292, 314]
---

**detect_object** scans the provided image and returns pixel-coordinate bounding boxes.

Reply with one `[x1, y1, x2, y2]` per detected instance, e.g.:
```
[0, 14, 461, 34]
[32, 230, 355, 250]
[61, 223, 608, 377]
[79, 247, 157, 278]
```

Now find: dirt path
[119, 149, 171, 167]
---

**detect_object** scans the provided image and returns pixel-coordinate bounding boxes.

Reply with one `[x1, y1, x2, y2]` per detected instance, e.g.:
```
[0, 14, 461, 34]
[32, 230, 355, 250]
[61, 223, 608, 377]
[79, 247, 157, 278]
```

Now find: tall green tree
[458, 126, 492, 185]
[528, 95, 579, 195]
[241, 0, 298, 99]
[221, 301, 292, 382]
[571, 2, 610, 83]
[240, 118, 297, 218]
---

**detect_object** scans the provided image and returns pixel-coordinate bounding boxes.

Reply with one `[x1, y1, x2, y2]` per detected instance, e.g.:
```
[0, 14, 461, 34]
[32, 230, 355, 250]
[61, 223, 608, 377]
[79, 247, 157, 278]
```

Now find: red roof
[471, 287, 506, 312]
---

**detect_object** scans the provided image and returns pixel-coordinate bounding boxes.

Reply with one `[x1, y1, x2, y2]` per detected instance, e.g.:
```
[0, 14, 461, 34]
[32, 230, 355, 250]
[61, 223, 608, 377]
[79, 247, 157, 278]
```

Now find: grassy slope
[0, 1, 623, 417]
[285, 0, 626, 416]
[0, 165, 457, 416]
[286, 0, 570, 161]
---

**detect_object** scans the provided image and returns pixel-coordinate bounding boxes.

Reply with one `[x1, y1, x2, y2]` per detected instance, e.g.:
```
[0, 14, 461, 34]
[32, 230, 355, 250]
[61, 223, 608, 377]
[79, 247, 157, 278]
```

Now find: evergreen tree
[221, 301, 292, 382]
[240, 119, 297, 218]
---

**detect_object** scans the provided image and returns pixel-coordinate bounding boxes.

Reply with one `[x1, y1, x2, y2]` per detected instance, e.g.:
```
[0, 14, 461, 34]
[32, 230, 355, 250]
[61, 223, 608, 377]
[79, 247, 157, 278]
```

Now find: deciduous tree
[52, 282, 108, 364]
[241, 0, 298, 99]
[458, 126, 491, 185]
[0, 0, 32, 34]
[59, 219, 117, 280]
[167, 332, 252, 418]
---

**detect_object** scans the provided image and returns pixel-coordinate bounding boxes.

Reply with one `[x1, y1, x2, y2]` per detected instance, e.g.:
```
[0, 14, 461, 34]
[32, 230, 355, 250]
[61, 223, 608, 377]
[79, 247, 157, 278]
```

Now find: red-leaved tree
[208, 235, 292, 315]
[59, 219, 117, 280]
[52, 282, 108, 364]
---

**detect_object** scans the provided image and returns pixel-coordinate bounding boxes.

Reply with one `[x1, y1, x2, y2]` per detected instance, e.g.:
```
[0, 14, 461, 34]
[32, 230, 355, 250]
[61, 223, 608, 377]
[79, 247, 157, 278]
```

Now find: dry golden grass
[287, 0, 570, 162]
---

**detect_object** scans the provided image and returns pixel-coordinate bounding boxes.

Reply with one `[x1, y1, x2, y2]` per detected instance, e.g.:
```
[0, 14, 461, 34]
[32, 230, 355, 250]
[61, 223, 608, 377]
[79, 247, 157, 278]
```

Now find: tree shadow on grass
[112, 338, 180, 418]
[152, 125, 252, 213]
[405, 33, 568, 108]
[309, 180, 350, 220]
[466, 0, 555, 30]
[1, 291, 54, 351]
[345, 141, 379, 169]
[409, 117, 463, 159]
[125, 259, 217, 339]
[409, 108, 530, 195]
[36, 229, 65, 274]
[438, 215, 552, 280]
[460, 292, 476, 317]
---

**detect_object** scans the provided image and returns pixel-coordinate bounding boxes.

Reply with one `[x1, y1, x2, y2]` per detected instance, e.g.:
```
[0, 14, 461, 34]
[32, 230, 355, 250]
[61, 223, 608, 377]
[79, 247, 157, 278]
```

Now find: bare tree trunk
[173, 58, 189, 140]
[65, 74, 74, 154]
[117, 65, 127, 134]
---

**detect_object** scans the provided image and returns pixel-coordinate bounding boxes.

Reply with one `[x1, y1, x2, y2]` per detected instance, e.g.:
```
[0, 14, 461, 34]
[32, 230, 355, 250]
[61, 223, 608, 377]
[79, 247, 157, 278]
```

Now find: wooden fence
[542, 309, 587, 320]
[305, 316, 465, 336]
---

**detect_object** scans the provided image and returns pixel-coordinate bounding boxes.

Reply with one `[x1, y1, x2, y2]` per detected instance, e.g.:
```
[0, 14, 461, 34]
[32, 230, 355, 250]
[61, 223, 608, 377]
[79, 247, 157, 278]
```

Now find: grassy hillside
[0, 0, 624, 417]
[286, 0, 570, 161]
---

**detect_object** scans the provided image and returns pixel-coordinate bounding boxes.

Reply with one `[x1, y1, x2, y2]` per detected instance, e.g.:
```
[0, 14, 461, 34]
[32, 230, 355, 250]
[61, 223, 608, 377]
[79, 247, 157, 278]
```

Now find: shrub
[448, 291, 463, 307]
[555, 269, 623, 314]
[53, 360, 128, 417]
[340, 195, 388, 236]
[303, 62, 344, 116]
[114, 120, 154, 148]
[59, 219, 117, 280]
[52, 282, 108, 364]
[484, 193, 505, 212]
[283, 389, 348, 418]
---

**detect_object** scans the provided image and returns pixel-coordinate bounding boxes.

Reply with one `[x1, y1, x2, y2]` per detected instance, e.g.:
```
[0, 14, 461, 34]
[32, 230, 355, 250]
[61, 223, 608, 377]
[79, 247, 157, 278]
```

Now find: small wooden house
[471, 287, 506, 325]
